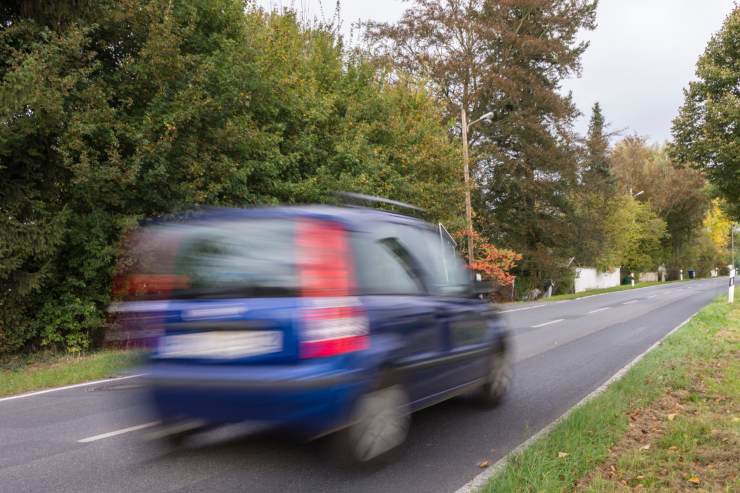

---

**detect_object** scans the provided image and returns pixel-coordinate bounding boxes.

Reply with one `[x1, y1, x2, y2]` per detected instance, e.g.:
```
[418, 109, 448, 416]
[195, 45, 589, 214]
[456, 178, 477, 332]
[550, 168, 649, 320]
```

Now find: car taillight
[300, 303, 369, 358]
[296, 218, 354, 297]
[296, 219, 366, 357]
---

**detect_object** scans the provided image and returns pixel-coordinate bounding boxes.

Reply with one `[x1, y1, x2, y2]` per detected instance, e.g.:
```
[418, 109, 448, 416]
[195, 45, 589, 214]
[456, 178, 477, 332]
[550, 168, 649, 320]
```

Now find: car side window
[351, 233, 425, 295]
[395, 224, 472, 297]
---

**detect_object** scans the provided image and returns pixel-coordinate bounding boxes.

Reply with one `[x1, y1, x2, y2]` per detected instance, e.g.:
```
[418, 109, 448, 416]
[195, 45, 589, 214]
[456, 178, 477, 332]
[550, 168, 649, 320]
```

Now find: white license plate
[159, 331, 282, 359]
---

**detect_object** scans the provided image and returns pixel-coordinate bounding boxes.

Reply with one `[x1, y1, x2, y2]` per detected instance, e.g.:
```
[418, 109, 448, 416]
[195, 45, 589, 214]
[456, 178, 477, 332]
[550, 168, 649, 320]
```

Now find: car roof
[142, 205, 434, 232]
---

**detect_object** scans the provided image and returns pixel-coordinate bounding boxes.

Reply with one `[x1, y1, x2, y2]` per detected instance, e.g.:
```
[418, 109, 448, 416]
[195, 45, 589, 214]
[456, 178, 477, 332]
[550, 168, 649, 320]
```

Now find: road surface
[0, 278, 728, 493]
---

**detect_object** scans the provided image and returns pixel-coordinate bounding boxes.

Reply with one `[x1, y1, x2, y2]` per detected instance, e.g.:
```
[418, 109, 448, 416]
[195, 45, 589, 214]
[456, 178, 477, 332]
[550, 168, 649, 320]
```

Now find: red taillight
[300, 304, 369, 358]
[295, 218, 367, 358]
[296, 218, 354, 297]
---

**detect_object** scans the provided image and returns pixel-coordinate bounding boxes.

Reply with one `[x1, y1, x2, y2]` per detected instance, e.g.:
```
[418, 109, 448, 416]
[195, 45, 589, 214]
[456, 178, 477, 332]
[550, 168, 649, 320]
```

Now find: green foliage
[0, 1, 463, 354]
[606, 196, 668, 273]
[583, 102, 614, 192]
[366, 0, 598, 284]
[670, 7, 740, 220]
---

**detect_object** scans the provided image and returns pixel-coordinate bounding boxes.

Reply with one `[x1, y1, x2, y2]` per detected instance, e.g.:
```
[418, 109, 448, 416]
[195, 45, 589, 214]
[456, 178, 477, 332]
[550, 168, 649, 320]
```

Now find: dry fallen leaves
[557, 452, 569, 458]
[687, 476, 701, 485]
[667, 413, 677, 421]
[477, 460, 490, 469]
[640, 444, 650, 451]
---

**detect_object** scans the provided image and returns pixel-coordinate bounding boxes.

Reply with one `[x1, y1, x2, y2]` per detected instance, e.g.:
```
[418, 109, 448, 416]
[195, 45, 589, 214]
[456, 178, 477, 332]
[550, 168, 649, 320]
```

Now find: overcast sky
[257, 0, 733, 143]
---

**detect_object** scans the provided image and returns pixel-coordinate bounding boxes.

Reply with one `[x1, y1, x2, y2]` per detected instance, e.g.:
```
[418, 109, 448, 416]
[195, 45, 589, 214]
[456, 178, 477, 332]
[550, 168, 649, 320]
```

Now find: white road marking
[499, 304, 546, 313]
[647, 295, 657, 299]
[531, 318, 564, 328]
[622, 300, 639, 305]
[0, 374, 145, 404]
[587, 307, 610, 314]
[78, 421, 160, 443]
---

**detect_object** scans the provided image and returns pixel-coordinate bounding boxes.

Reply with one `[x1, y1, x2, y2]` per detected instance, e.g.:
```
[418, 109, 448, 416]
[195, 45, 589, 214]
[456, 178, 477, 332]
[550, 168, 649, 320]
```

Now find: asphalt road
[0, 278, 729, 493]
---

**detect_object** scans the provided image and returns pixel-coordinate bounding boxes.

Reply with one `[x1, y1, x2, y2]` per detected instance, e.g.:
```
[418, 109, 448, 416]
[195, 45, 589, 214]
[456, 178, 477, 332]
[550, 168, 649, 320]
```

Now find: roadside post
[730, 270, 735, 304]
[680, 269, 683, 281]
[630, 272, 635, 287]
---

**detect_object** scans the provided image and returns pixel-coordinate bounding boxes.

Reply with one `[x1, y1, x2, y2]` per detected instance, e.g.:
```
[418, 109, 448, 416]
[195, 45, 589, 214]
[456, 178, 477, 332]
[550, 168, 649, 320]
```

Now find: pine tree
[583, 102, 614, 190]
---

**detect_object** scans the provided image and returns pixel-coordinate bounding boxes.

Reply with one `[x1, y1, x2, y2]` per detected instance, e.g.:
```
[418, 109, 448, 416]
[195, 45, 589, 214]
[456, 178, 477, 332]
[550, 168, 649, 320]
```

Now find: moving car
[113, 199, 511, 464]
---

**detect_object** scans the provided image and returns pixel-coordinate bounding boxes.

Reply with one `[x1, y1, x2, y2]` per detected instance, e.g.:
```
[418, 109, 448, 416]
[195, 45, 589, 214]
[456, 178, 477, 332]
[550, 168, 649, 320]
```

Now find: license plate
[159, 331, 282, 359]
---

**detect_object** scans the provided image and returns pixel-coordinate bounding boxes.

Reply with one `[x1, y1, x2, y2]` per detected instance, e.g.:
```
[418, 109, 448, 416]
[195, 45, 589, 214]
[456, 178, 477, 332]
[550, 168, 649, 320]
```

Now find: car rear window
[119, 219, 298, 299]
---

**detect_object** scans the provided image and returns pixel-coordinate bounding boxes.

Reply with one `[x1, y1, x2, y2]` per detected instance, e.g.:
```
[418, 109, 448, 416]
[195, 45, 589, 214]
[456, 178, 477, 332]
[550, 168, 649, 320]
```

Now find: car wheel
[331, 377, 410, 466]
[476, 349, 512, 407]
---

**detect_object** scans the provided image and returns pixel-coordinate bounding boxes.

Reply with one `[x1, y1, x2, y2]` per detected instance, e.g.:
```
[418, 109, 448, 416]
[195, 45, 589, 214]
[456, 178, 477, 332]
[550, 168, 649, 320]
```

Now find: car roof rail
[333, 192, 426, 216]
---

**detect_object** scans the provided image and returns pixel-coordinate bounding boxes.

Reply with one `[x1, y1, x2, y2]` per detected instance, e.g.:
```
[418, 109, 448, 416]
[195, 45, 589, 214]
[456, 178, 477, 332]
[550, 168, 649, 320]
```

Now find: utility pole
[460, 108, 494, 264]
[461, 107, 474, 263]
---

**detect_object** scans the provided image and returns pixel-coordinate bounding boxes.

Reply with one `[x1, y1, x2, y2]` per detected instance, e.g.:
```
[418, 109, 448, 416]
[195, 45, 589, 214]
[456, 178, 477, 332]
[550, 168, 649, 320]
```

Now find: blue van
[115, 200, 511, 464]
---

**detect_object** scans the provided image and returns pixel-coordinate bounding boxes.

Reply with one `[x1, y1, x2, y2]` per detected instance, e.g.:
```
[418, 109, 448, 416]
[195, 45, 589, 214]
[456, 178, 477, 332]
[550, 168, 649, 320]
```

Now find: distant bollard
[680, 269, 683, 281]
[730, 271, 735, 304]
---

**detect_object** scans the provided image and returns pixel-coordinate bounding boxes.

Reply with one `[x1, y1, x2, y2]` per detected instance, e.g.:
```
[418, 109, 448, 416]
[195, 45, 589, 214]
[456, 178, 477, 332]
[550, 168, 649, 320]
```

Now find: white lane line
[78, 421, 160, 443]
[0, 374, 145, 404]
[647, 295, 657, 299]
[622, 300, 639, 305]
[500, 304, 546, 313]
[531, 318, 564, 328]
[587, 307, 610, 314]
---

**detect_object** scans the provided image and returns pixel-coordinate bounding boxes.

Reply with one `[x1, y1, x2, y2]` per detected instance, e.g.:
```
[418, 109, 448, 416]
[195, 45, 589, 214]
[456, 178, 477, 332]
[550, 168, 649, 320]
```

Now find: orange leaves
[455, 229, 522, 287]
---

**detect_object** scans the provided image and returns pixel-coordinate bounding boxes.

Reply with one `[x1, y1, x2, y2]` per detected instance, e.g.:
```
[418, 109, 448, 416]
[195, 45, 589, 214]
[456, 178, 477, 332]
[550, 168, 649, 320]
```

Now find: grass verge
[0, 349, 144, 398]
[482, 288, 739, 492]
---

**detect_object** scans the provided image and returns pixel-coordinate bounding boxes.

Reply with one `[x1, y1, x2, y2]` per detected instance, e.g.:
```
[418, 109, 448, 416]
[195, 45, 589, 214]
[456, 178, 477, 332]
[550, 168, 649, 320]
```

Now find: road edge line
[453, 312, 699, 493]
[509, 278, 705, 306]
[0, 373, 145, 403]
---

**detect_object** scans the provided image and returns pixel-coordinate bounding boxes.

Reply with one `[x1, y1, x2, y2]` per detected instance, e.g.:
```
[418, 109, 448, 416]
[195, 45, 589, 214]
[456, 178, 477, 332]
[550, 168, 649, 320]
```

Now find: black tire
[329, 375, 410, 466]
[476, 349, 512, 408]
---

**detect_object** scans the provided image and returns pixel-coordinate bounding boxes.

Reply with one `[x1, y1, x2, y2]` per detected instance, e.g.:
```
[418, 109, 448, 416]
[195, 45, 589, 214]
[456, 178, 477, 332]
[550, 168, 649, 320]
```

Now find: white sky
[256, 0, 733, 143]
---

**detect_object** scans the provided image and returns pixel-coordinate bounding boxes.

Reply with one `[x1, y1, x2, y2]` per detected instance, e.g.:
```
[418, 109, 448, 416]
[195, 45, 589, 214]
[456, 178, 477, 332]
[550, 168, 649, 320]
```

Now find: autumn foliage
[455, 230, 522, 287]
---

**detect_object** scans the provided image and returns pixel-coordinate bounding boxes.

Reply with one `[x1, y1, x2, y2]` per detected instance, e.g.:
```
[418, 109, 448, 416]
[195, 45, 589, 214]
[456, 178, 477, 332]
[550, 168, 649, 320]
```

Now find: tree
[455, 229, 521, 288]
[704, 199, 732, 255]
[366, 0, 598, 283]
[582, 102, 614, 191]
[670, 6, 740, 220]
[604, 196, 667, 274]
[610, 136, 709, 264]
[0, 2, 464, 354]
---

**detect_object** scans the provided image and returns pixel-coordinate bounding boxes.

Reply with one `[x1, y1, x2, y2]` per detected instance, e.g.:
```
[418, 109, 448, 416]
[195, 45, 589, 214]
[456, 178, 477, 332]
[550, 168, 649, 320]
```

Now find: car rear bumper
[144, 362, 367, 435]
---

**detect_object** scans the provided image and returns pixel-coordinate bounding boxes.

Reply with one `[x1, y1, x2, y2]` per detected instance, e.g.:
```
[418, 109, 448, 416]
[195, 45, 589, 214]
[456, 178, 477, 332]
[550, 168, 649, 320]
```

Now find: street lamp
[460, 109, 494, 262]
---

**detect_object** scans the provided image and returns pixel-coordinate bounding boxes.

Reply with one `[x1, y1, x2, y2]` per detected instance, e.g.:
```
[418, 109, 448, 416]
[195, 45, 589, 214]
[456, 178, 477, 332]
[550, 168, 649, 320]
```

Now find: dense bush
[0, 1, 464, 354]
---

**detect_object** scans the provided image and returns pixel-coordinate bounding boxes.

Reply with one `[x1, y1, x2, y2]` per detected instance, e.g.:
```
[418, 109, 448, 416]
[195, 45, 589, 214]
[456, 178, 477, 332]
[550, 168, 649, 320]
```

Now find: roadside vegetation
[482, 289, 739, 492]
[0, 350, 142, 398]
[1, 1, 737, 357]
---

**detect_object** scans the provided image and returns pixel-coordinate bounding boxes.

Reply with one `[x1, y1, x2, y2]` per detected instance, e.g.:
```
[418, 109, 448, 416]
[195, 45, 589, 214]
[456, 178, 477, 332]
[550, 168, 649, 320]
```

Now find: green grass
[482, 287, 739, 492]
[0, 349, 144, 398]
